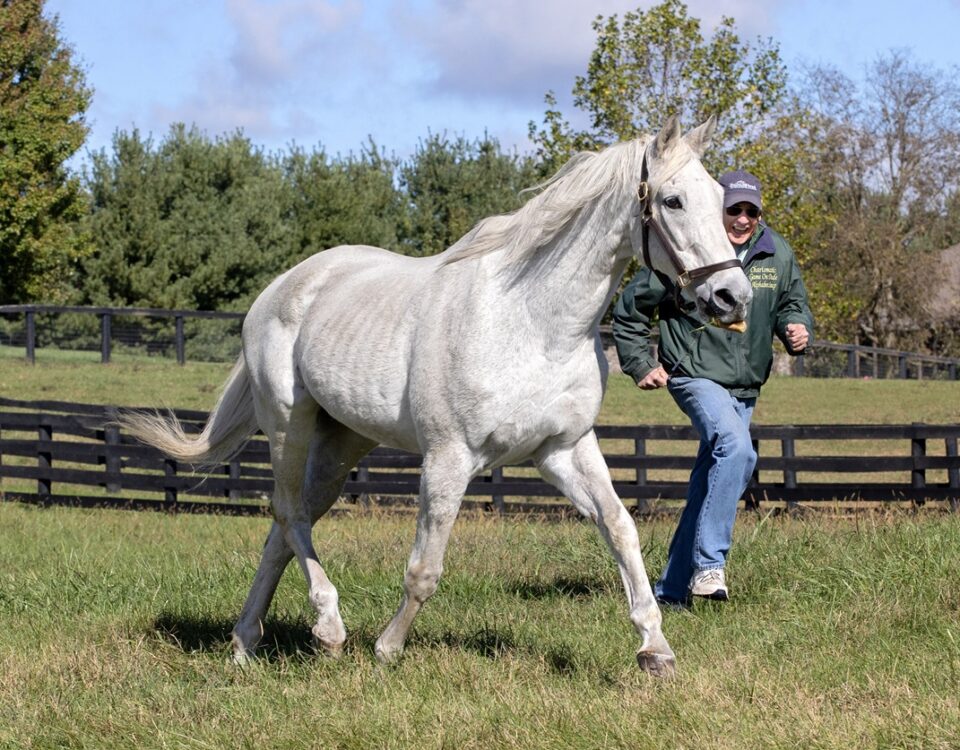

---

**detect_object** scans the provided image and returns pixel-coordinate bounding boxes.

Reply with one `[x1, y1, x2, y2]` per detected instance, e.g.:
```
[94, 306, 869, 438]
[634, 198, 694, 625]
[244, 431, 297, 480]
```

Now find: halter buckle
[637, 182, 649, 204]
[677, 271, 693, 288]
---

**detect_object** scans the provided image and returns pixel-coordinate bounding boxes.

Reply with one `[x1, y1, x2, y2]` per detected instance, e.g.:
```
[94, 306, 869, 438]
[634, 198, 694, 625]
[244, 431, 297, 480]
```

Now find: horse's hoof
[310, 625, 347, 659]
[316, 640, 345, 659]
[374, 640, 402, 665]
[636, 651, 676, 678]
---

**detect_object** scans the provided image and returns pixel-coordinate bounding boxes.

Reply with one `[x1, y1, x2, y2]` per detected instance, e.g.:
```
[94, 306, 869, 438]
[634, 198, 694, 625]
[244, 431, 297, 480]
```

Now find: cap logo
[727, 180, 757, 191]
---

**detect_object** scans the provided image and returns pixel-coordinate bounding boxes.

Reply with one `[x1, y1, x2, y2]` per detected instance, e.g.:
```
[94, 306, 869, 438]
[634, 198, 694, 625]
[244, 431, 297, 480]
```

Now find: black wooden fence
[3, 305, 960, 379]
[0, 305, 244, 365]
[1, 398, 958, 516]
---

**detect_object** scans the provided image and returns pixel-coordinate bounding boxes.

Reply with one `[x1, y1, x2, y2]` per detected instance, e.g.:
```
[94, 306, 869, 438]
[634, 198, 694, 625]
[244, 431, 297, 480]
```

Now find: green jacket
[612, 223, 814, 399]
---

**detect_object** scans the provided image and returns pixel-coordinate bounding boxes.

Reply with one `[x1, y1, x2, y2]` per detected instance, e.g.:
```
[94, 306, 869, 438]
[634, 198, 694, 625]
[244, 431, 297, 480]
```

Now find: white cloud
[225, 0, 364, 86]
[396, 0, 783, 105]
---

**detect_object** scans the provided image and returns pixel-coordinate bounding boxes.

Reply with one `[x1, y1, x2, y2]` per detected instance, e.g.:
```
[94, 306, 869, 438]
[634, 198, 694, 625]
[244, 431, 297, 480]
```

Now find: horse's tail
[118, 356, 258, 469]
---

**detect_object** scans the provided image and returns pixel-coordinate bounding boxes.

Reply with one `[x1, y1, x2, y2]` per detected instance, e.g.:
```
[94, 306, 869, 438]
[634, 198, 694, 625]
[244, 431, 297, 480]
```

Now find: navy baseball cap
[718, 170, 762, 210]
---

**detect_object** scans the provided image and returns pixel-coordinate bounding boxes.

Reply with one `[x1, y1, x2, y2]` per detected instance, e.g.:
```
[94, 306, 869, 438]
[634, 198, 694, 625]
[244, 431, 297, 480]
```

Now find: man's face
[723, 202, 760, 246]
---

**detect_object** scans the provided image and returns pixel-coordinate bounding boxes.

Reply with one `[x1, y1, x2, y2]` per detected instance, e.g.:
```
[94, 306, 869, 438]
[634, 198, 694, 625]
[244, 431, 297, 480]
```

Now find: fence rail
[1, 399, 958, 516]
[2, 305, 959, 378]
[0, 305, 244, 365]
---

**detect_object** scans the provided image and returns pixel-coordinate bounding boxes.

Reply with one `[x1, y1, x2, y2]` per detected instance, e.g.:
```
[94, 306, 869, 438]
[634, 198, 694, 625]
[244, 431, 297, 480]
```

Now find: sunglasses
[725, 205, 760, 219]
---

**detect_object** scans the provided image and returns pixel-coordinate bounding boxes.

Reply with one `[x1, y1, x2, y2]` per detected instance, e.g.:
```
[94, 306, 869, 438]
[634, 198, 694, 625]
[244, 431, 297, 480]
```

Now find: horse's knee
[404, 562, 441, 604]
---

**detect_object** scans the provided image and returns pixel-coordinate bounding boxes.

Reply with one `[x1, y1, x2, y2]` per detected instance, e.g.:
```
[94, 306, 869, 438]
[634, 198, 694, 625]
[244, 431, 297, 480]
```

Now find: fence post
[38, 421, 52, 497]
[847, 349, 857, 378]
[224, 459, 241, 501]
[100, 312, 112, 364]
[353, 462, 371, 507]
[898, 354, 908, 380]
[25, 310, 36, 365]
[744, 437, 761, 511]
[794, 354, 805, 377]
[633, 437, 651, 515]
[103, 407, 121, 493]
[781, 436, 798, 512]
[175, 315, 186, 366]
[946, 437, 959, 512]
[911, 424, 926, 506]
[164, 458, 178, 507]
[491, 467, 505, 515]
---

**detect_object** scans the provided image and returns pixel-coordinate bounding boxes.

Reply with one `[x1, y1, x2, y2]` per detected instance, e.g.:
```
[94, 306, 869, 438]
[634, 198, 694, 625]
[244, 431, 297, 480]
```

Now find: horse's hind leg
[232, 409, 374, 662]
[232, 521, 294, 663]
[536, 430, 675, 677]
[375, 448, 472, 663]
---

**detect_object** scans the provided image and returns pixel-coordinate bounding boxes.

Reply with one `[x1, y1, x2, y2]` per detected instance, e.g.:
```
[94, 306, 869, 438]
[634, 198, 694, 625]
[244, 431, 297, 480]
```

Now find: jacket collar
[741, 223, 775, 266]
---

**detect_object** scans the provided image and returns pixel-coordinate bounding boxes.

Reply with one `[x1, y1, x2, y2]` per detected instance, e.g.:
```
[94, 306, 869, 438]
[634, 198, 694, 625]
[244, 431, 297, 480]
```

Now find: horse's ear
[684, 115, 717, 157]
[652, 115, 682, 158]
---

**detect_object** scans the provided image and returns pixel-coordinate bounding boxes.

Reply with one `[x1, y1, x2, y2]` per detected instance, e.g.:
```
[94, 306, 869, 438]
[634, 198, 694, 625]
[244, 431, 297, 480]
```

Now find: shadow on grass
[152, 611, 314, 661]
[151, 613, 599, 676]
[151, 572, 612, 675]
[508, 574, 615, 600]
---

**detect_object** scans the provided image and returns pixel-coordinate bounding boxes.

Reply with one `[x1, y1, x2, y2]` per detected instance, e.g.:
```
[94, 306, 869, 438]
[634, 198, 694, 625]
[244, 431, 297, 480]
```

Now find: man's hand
[637, 366, 669, 390]
[785, 323, 809, 352]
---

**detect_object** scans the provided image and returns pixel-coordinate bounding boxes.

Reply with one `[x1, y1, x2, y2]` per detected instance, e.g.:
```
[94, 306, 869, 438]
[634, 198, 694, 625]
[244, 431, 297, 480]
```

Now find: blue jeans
[655, 377, 757, 601]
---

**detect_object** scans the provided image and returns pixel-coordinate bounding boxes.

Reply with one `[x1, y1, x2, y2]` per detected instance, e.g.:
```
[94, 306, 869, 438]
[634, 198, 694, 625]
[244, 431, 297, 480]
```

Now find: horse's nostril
[714, 287, 736, 310]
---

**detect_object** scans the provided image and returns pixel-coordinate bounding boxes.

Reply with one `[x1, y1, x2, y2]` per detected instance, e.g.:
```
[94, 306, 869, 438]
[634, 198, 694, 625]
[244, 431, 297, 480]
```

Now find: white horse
[123, 116, 752, 677]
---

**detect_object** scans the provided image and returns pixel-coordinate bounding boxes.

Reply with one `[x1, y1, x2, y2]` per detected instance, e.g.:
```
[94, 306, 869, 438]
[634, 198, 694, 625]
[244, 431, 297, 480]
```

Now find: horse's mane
[439, 135, 693, 267]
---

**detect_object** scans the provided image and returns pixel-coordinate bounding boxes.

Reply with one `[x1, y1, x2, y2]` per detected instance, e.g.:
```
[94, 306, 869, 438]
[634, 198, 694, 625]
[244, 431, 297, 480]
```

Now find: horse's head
[630, 116, 753, 329]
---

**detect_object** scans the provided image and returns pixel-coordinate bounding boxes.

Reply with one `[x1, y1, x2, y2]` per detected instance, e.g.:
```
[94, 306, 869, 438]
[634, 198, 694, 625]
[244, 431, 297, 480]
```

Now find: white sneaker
[689, 568, 728, 600]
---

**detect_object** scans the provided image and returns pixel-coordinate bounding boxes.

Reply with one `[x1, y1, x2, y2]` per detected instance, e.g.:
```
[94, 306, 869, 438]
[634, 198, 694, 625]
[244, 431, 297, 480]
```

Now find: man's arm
[612, 269, 669, 385]
[774, 248, 815, 355]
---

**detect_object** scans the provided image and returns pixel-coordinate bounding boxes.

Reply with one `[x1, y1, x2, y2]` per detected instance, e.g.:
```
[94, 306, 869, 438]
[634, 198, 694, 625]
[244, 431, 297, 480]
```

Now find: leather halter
[637, 152, 742, 288]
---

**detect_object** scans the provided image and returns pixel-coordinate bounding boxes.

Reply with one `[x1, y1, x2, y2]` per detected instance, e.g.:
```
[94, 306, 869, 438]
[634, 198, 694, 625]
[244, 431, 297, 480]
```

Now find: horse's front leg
[375, 449, 472, 663]
[536, 430, 676, 677]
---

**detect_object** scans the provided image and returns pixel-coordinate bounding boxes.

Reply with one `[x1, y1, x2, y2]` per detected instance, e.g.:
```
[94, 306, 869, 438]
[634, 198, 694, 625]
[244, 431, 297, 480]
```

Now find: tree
[78, 126, 292, 311]
[528, 0, 789, 175]
[399, 133, 539, 257]
[0, 0, 91, 303]
[528, 0, 816, 309]
[798, 51, 960, 350]
[281, 140, 405, 258]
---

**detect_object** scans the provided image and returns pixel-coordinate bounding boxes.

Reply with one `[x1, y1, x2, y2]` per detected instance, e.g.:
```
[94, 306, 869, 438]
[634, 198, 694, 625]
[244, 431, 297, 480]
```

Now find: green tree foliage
[797, 52, 960, 351]
[0, 0, 91, 303]
[528, 0, 788, 175]
[79, 126, 291, 310]
[528, 0, 816, 306]
[73, 128, 540, 310]
[281, 140, 404, 257]
[400, 133, 539, 256]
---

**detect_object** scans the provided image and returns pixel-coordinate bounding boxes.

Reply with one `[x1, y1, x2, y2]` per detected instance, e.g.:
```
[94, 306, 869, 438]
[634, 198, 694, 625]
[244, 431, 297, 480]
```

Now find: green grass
[1, 504, 959, 749]
[1, 356, 960, 747]
[1, 354, 958, 424]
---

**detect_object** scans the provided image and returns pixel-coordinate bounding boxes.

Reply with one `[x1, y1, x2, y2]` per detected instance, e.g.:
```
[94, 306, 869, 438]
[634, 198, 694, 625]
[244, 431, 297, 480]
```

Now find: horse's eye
[664, 196, 683, 210]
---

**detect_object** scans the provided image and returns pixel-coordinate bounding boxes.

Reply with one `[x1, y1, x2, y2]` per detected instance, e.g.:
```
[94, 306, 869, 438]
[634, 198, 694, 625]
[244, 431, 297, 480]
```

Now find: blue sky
[46, 0, 960, 164]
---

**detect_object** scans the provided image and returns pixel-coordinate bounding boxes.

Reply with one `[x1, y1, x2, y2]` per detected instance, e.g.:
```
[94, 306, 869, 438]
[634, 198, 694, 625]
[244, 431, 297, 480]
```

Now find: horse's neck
[508, 196, 631, 346]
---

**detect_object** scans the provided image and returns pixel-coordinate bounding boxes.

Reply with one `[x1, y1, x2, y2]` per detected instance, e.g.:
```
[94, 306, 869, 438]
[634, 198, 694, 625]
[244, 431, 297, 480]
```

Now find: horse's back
[244, 245, 441, 450]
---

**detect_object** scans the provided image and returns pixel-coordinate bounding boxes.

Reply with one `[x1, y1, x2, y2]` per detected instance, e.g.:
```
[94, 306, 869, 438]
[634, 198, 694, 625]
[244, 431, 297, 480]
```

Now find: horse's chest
[479, 387, 601, 465]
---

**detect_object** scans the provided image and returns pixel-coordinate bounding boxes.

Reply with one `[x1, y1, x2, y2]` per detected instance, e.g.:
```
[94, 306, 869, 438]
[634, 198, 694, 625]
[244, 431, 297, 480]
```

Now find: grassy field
[1, 353, 959, 424]
[1, 358, 960, 746]
[1, 504, 959, 749]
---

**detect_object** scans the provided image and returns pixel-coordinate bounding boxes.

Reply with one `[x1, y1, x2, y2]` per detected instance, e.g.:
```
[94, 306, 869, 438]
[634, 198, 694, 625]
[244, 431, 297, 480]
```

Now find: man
[612, 169, 814, 606]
